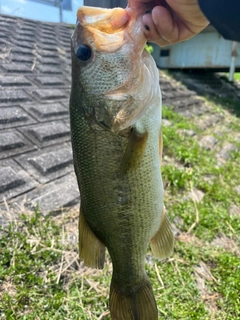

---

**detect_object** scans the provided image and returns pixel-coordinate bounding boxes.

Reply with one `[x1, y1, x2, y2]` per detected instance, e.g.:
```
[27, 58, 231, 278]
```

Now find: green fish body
[70, 6, 174, 320]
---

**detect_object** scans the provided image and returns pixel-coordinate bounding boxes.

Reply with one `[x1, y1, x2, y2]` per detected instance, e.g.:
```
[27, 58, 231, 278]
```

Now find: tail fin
[109, 277, 158, 320]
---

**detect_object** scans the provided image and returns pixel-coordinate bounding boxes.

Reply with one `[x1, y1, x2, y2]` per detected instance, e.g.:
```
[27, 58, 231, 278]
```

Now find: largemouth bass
[70, 4, 174, 320]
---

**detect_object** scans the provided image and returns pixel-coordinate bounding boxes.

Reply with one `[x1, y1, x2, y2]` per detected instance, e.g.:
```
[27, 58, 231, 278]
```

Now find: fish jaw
[73, 6, 146, 55]
[77, 6, 129, 33]
[73, 7, 129, 54]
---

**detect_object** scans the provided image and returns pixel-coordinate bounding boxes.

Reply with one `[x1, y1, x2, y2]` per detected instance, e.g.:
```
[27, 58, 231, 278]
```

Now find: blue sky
[0, 0, 83, 23]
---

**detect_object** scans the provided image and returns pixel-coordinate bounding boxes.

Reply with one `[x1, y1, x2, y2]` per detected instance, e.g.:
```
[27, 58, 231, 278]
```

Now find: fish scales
[71, 100, 162, 272]
[70, 4, 174, 320]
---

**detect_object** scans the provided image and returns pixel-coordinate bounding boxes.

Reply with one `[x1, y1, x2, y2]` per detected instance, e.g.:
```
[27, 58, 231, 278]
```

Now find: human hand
[129, 0, 209, 46]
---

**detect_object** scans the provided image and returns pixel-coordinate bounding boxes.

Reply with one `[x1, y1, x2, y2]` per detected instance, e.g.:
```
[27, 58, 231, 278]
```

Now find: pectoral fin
[150, 208, 174, 260]
[121, 128, 148, 174]
[79, 207, 105, 269]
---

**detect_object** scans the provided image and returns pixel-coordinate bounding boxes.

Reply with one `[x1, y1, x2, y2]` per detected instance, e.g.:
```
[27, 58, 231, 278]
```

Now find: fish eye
[75, 44, 92, 61]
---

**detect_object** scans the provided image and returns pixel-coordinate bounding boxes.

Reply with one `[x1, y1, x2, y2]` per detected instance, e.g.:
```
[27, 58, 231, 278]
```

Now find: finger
[151, 5, 208, 43]
[152, 6, 180, 43]
[142, 13, 170, 46]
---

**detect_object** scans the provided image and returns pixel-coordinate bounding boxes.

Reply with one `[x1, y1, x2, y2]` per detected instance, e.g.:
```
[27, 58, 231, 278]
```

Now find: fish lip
[72, 21, 127, 55]
[71, 5, 148, 58]
[76, 6, 130, 31]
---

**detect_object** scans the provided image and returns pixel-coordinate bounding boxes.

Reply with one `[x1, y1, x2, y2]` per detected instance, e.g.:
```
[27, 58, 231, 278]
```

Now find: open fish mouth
[72, 6, 147, 55]
[76, 6, 129, 32]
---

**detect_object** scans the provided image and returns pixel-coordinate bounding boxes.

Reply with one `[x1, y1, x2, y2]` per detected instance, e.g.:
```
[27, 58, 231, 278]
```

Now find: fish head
[71, 6, 160, 133]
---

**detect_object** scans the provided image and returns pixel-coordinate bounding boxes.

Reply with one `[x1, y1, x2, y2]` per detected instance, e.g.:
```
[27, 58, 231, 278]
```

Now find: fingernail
[144, 10, 152, 15]
[144, 25, 150, 31]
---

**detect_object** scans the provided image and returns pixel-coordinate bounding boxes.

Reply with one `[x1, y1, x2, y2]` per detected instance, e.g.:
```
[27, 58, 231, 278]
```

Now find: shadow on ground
[169, 70, 240, 117]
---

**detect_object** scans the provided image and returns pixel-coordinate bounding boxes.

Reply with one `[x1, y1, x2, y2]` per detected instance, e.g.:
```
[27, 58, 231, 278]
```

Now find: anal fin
[150, 208, 174, 260]
[79, 207, 105, 269]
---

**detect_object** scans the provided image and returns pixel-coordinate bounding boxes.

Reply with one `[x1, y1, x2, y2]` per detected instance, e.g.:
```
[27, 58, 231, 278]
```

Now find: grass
[225, 72, 240, 81]
[0, 97, 240, 319]
[234, 73, 240, 81]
